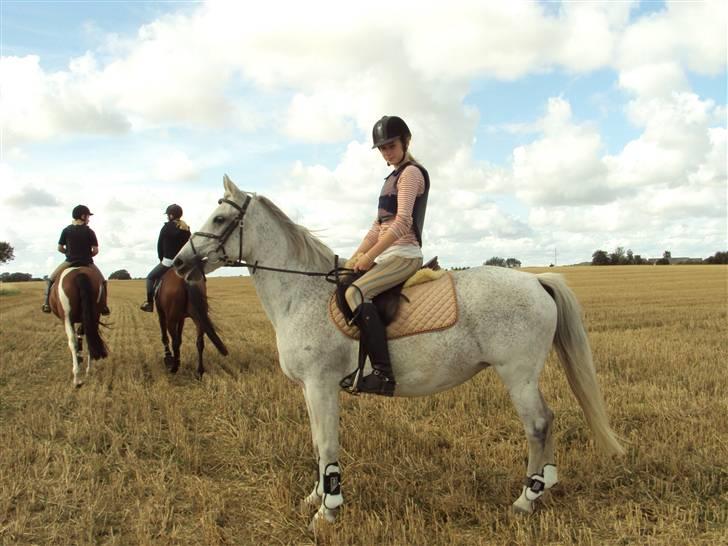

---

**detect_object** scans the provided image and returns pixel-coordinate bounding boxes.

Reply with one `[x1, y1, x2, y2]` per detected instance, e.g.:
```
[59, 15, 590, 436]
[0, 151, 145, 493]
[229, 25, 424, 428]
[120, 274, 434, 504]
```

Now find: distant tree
[704, 251, 728, 264]
[484, 257, 507, 267]
[609, 246, 626, 265]
[505, 258, 522, 268]
[626, 249, 634, 265]
[0, 242, 14, 264]
[633, 254, 645, 265]
[656, 250, 672, 265]
[592, 250, 610, 265]
[0, 272, 32, 282]
[109, 269, 132, 280]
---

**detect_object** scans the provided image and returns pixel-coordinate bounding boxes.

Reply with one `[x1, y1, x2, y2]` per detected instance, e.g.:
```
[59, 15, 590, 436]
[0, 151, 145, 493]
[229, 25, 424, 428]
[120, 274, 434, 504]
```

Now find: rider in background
[140, 204, 190, 312]
[344, 115, 430, 395]
[42, 204, 110, 315]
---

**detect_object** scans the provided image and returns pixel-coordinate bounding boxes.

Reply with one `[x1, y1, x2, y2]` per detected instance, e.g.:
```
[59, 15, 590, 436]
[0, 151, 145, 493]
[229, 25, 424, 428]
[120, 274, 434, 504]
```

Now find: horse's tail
[76, 273, 108, 360]
[537, 273, 624, 456]
[186, 281, 228, 355]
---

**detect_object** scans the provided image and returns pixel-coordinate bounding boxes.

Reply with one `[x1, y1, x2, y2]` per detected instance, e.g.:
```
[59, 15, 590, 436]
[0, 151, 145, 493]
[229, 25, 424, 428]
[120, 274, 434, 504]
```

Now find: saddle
[330, 257, 459, 340]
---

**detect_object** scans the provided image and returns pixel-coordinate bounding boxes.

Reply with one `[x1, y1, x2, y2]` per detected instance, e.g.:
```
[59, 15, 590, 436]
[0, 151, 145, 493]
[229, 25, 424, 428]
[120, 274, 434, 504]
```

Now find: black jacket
[157, 220, 191, 261]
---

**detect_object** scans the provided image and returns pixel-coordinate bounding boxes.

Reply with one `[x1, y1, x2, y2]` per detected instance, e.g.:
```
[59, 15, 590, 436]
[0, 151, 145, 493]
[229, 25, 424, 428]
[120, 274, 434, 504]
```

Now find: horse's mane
[255, 195, 335, 270]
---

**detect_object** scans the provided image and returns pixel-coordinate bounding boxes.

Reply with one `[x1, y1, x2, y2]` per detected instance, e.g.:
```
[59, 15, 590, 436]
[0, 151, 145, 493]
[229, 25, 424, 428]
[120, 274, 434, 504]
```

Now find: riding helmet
[371, 116, 411, 149]
[165, 204, 183, 219]
[72, 205, 93, 219]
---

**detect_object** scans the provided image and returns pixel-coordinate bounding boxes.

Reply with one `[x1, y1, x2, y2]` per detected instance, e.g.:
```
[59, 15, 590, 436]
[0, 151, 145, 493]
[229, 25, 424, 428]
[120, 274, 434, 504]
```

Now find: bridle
[187, 193, 351, 282]
[190, 195, 252, 267]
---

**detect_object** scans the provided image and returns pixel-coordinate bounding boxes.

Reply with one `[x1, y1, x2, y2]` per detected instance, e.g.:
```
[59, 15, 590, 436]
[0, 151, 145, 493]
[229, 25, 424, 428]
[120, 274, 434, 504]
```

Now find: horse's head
[174, 174, 253, 282]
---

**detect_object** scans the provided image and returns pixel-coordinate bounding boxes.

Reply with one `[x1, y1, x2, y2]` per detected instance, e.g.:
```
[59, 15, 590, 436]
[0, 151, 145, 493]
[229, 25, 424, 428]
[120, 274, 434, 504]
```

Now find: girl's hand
[354, 253, 374, 272]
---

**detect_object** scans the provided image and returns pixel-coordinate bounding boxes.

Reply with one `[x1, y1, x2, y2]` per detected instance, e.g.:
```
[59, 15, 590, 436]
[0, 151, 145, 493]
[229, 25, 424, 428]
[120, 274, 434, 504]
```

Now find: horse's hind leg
[158, 309, 174, 370]
[64, 317, 83, 388]
[195, 323, 205, 379]
[169, 319, 184, 374]
[496, 362, 555, 514]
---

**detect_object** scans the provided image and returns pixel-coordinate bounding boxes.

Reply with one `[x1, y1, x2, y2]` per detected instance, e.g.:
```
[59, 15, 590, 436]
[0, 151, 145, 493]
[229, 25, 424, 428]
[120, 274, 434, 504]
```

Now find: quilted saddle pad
[328, 272, 458, 340]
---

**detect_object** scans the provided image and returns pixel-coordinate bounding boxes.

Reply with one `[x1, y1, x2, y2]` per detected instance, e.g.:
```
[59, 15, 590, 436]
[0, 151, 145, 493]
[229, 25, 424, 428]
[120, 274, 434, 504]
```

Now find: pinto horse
[49, 266, 109, 387]
[174, 176, 624, 527]
[154, 268, 228, 378]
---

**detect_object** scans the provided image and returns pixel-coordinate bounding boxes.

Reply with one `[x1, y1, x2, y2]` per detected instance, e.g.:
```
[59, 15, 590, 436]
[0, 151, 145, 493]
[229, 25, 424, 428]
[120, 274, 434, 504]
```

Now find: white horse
[173, 175, 623, 527]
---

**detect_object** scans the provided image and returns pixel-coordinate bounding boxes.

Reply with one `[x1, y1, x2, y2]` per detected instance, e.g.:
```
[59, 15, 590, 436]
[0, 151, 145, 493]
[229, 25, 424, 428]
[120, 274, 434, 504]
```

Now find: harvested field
[1, 265, 726, 545]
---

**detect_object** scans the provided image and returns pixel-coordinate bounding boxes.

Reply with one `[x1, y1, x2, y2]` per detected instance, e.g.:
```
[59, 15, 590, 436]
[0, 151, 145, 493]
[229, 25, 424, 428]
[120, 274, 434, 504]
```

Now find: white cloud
[0, 0, 725, 275]
[510, 98, 611, 205]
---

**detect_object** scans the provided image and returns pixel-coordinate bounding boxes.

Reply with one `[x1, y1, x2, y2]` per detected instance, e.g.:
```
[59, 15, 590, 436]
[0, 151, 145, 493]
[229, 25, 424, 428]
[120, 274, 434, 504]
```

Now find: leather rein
[188, 194, 350, 283]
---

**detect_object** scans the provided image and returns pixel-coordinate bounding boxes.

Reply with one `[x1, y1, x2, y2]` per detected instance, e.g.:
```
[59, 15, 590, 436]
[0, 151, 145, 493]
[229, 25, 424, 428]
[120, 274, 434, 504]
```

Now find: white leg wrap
[322, 463, 344, 510]
[543, 464, 558, 489]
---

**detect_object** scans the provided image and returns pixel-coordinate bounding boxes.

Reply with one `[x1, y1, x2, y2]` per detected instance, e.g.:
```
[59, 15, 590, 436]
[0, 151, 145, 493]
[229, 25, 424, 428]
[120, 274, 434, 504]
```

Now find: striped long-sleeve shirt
[363, 165, 426, 251]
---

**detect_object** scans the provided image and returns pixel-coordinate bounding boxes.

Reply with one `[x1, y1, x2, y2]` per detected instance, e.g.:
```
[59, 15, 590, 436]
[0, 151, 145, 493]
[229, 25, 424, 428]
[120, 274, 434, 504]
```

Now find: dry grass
[1, 266, 726, 545]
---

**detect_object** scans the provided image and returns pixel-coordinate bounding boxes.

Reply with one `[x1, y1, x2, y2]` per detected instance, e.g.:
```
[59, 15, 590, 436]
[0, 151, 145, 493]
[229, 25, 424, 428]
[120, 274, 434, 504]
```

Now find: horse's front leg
[302, 379, 343, 528]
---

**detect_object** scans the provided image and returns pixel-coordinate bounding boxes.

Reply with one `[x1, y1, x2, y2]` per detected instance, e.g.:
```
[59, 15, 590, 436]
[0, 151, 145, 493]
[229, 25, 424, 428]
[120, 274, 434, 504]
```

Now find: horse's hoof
[74, 381, 84, 389]
[308, 507, 338, 531]
[164, 355, 174, 369]
[300, 492, 321, 512]
[512, 490, 535, 514]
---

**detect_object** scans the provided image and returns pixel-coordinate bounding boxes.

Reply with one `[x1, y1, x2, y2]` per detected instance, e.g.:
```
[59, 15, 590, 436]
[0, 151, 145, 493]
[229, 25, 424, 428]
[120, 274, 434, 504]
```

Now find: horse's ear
[223, 174, 241, 197]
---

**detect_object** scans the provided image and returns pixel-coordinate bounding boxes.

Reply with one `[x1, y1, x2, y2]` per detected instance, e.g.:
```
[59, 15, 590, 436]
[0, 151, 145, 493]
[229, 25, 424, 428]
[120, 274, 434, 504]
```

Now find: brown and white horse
[155, 269, 228, 378]
[49, 266, 108, 387]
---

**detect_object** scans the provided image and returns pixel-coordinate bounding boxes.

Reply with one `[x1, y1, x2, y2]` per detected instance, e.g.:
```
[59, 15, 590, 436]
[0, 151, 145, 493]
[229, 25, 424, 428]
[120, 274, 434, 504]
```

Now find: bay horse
[48, 266, 108, 387]
[173, 175, 624, 527]
[154, 268, 228, 378]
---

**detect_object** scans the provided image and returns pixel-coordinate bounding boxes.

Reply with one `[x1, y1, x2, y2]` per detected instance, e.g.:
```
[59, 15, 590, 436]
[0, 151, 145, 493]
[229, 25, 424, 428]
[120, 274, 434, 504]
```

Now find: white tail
[538, 273, 625, 456]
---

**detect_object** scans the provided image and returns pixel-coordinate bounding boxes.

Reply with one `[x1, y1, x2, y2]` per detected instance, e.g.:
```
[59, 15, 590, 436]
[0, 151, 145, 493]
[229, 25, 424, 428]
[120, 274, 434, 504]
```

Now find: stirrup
[41, 304, 51, 313]
[340, 368, 395, 397]
[140, 301, 153, 312]
[101, 306, 111, 316]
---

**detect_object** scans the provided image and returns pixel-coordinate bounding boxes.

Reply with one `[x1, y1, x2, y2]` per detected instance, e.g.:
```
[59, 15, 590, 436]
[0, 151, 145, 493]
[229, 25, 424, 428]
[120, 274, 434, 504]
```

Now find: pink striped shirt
[363, 165, 426, 248]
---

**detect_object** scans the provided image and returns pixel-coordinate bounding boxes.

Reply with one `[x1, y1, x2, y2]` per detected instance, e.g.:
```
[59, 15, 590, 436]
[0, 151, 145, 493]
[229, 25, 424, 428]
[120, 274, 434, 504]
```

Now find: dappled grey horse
[173, 175, 623, 527]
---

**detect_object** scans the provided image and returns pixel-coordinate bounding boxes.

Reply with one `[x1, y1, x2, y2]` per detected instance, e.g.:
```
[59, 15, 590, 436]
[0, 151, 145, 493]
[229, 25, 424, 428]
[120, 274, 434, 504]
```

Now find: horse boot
[100, 280, 111, 315]
[355, 302, 396, 396]
[41, 279, 53, 313]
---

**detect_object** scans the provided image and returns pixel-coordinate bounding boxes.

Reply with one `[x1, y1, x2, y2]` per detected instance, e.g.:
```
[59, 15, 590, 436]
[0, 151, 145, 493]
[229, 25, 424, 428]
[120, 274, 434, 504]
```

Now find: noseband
[190, 195, 252, 267]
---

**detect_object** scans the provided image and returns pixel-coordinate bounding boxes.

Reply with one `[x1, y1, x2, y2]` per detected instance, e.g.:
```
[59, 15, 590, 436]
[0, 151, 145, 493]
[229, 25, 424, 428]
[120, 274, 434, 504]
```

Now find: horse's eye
[213, 216, 225, 224]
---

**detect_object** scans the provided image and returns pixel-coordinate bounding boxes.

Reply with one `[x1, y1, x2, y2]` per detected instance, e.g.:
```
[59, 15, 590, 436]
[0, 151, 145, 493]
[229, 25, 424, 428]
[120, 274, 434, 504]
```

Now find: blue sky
[1, 0, 726, 277]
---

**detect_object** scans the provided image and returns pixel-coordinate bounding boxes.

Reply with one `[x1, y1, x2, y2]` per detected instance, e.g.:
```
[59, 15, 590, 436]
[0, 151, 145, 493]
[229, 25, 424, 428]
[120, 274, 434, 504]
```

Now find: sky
[0, 0, 726, 278]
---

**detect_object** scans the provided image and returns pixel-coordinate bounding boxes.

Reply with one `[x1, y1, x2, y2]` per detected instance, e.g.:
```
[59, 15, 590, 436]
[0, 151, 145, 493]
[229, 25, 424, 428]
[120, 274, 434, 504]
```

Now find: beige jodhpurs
[344, 255, 422, 312]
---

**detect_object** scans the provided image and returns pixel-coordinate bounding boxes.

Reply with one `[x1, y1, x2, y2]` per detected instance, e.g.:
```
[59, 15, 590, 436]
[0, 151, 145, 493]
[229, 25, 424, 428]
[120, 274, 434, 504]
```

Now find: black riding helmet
[72, 205, 93, 219]
[371, 116, 411, 149]
[165, 204, 183, 219]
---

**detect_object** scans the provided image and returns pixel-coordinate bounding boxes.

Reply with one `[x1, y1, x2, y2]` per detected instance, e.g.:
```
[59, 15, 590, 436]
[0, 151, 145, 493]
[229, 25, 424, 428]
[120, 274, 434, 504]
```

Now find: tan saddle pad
[328, 272, 458, 340]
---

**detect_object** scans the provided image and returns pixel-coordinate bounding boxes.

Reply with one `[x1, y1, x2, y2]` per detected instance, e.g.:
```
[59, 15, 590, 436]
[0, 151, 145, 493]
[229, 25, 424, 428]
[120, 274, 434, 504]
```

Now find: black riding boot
[140, 278, 155, 312]
[355, 302, 396, 396]
[41, 279, 53, 313]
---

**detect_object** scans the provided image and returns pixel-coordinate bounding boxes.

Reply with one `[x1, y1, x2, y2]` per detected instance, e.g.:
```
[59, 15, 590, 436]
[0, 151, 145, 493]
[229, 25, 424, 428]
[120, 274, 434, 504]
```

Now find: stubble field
[0, 265, 726, 545]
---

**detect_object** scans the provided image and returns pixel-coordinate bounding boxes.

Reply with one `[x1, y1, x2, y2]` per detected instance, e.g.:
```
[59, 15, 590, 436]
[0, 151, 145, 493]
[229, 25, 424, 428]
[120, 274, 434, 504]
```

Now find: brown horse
[49, 266, 109, 387]
[155, 269, 228, 378]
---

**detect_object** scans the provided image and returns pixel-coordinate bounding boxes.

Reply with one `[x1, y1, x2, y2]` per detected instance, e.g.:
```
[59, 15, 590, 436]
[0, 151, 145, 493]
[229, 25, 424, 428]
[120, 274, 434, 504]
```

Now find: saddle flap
[329, 272, 458, 340]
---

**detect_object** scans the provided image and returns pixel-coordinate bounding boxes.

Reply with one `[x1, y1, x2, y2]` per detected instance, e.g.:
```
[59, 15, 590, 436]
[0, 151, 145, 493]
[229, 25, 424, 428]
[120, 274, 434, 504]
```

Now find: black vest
[377, 161, 430, 246]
